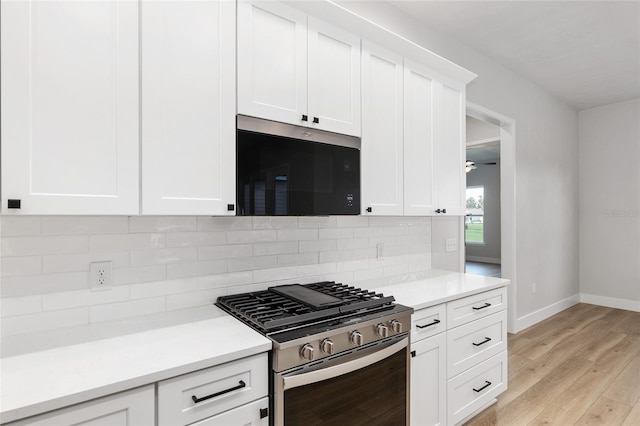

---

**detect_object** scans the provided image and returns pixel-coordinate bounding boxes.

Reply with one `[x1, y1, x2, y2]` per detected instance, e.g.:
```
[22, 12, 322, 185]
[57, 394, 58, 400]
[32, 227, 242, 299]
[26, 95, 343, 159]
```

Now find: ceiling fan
[466, 160, 497, 173]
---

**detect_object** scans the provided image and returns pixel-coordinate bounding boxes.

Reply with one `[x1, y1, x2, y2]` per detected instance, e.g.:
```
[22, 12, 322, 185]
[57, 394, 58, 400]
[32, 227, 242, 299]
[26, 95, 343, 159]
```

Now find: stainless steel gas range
[217, 281, 413, 426]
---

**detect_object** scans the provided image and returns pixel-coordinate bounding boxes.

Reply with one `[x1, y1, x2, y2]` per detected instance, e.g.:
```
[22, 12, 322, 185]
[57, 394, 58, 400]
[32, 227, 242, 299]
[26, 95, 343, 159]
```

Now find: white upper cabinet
[404, 60, 437, 216]
[434, 82, 466, 215]
[141, 0, 236, 215]
[361, 41, 404, 216]
[1, 1, 139, 215]
[238, 1, 361, 137]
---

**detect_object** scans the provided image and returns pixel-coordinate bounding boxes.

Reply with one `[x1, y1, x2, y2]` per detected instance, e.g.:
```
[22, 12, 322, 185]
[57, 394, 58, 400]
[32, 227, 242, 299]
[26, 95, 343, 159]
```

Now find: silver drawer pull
[472, 337, 492, 347]
[473, 380, 492, 393]
[416, 319, 441, 329]
[191, 380, 246, 404]
[472, 302, 491, 311]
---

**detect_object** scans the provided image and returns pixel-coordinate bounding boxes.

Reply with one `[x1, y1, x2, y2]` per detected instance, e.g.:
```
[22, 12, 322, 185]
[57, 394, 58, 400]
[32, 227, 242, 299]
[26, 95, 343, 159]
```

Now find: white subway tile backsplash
[130, 247, 198, 267]
[42, 251, 129, 273]
[197, 271, 254, 290]
[130, 278, 199, 299]
[129, 216, 197, 233]
[43, 287, 130, 311]
[228, 255, 277, 272]
[298, 216, 338, 228]
[1, 235, 88, 257]
[0, 295, 42, 317]
[277, 228, 318, 241]
[198, 216, 252, 231]
[90, 233, 165, 252]
[319, 228, 353, 240]
[299, 239, 337, 253]
[165, 231, 226, 247]
[0, 217, 42, 236]
[253, 241, 299, 256]
[227, 229, 277, 244]
[253, 216, 299, 229]
[166, 260, 227, 280]
[1, 308, 88, 337]
[90, 297, 166, 323]
[198, 244, 253, 260]
[41, 216, 128, 235]
[112, 265, 167, 285]
[0, 215, 434, 336]
[1, 272, 89, 297]
[1, 256, 42, 277]
[278, 252, 319, 267]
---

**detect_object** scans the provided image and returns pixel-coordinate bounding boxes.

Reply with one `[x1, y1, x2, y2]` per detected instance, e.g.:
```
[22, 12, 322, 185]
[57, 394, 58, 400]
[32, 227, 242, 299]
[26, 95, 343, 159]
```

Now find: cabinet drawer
[190, 397, 269, 426]
[447, 310, 507, 378]
[447, 351, 507, 425]
[158, 353, 268, 426]
[412, 303, 447, 341]
[447, 286, 507, 328]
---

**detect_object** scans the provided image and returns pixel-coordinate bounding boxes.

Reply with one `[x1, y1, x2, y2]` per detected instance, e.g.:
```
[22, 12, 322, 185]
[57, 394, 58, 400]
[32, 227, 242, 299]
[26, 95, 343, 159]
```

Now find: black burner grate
[216, 281, 395, 334]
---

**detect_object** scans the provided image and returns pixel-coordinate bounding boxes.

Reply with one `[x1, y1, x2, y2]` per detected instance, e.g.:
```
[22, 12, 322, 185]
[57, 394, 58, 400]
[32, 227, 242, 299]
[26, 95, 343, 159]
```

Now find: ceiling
[389, 1, 640, 110]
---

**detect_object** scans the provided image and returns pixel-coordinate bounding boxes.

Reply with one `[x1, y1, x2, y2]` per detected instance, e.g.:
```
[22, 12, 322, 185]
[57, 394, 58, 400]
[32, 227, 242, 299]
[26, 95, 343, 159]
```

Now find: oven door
[274, 336, 409, 426]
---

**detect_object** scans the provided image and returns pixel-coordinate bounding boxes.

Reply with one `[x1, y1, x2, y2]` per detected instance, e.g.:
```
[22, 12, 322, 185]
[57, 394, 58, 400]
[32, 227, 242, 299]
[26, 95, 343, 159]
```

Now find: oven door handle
[282, 337, 408, 391]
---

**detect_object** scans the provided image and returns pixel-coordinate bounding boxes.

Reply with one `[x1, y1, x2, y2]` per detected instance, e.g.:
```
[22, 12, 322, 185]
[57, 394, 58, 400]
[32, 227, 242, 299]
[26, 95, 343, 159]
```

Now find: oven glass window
[284, 348, 407, 425]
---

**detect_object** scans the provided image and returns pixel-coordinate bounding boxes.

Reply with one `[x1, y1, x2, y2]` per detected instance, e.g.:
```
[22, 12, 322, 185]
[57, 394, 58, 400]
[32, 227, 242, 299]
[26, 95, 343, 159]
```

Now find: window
[465, 186, 484, 244]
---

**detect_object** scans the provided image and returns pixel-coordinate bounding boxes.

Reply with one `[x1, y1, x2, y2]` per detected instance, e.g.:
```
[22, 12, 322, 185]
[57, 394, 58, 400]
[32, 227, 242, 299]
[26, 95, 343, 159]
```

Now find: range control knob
[376, 323, 389, 338]
[350, 331, 364, 346]
[320, 339, 335, 355]
[300, 344, 315, 361]
[390, 319, 403, 333]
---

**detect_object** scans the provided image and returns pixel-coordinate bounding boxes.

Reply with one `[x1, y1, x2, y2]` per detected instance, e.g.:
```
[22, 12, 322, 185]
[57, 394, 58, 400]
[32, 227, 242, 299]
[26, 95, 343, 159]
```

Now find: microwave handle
[282, 337, 407, 391]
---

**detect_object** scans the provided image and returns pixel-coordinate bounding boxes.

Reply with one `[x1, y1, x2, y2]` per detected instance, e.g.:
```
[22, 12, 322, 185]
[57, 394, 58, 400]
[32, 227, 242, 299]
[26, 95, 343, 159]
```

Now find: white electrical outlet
[376, 243, 384, 259]
[90, 261, 112, 291]
[445, 238, 457, 252]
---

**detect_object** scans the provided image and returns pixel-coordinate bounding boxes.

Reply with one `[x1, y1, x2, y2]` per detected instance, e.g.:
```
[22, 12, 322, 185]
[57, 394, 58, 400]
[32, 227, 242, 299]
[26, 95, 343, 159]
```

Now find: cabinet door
[1, 1, 139, 215]
[411, 333, 447, 426]
[190, 397, 269, 426]
[7, 385, 154, 426]
[307, 17, 361, 137]
[404, 60, 437, 215]
[142, 0, 235, 215]
[237, 0, 307, 126]
[361, 41, 404, 216]
[434, 82, 466, 215]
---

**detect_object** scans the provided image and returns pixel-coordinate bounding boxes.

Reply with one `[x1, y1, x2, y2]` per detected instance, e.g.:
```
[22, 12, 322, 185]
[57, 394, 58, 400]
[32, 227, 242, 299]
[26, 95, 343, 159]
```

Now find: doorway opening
[465, 102, 517, 333]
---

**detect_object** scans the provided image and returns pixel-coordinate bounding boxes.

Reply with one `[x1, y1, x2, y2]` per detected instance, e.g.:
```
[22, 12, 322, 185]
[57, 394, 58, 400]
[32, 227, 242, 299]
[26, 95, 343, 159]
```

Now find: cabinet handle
[7, 199, 21, 209]
[260, 408, 269, 419]
[191, 380, 246, 404]
[472, 302, 492, 311]
[366, 207, 372, 213]
[410, 350, 416, 358]
[472, 337, 492, 347]
[473, 381, 492, 393]
[301, 114, 308, 122]
[227, 204, 235, 211]
[313, 117, 319, 124]
[442, 208, 447, 214]
[416, 319, 440, 329]
[434, 208, 447, 214]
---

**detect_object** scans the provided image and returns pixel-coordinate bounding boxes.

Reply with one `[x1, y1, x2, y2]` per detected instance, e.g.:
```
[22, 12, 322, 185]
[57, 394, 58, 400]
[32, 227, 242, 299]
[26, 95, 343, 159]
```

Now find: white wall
[579, 98, 640, 311]
[337, 1, 580, 329]
[466, 163, 501, 263]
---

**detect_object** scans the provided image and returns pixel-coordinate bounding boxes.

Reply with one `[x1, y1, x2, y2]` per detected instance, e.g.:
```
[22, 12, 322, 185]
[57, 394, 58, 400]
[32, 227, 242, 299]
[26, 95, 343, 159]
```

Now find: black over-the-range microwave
[236, 115, 361, 216]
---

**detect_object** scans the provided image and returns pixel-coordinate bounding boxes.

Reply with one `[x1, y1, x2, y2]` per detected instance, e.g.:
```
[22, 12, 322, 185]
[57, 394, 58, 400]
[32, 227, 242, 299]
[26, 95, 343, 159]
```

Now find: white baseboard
[465, 256, 501, 265]
[515, 294, 580, 333]
[580, 293, 640, 312]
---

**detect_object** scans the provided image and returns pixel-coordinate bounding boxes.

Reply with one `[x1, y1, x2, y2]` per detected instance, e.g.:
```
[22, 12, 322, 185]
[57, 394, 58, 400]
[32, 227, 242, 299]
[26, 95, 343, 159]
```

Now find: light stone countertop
[0, 313, 271, 424]
[374, 269, 510, 310]
[0, 270, 508, 424]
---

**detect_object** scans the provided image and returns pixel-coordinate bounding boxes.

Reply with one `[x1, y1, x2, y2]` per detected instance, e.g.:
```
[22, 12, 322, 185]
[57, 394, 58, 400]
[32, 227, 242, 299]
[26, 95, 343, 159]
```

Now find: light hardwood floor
[466, 303, 640, 426]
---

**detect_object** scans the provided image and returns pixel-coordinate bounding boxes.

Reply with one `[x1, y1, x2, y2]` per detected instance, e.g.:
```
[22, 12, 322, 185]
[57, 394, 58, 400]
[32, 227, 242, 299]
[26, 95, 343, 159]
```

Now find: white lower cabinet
[411, 332, 447, 426]
[157, 353, 269, 426]
[410, 286, 508, 425]
[6, 386, 154, 426]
